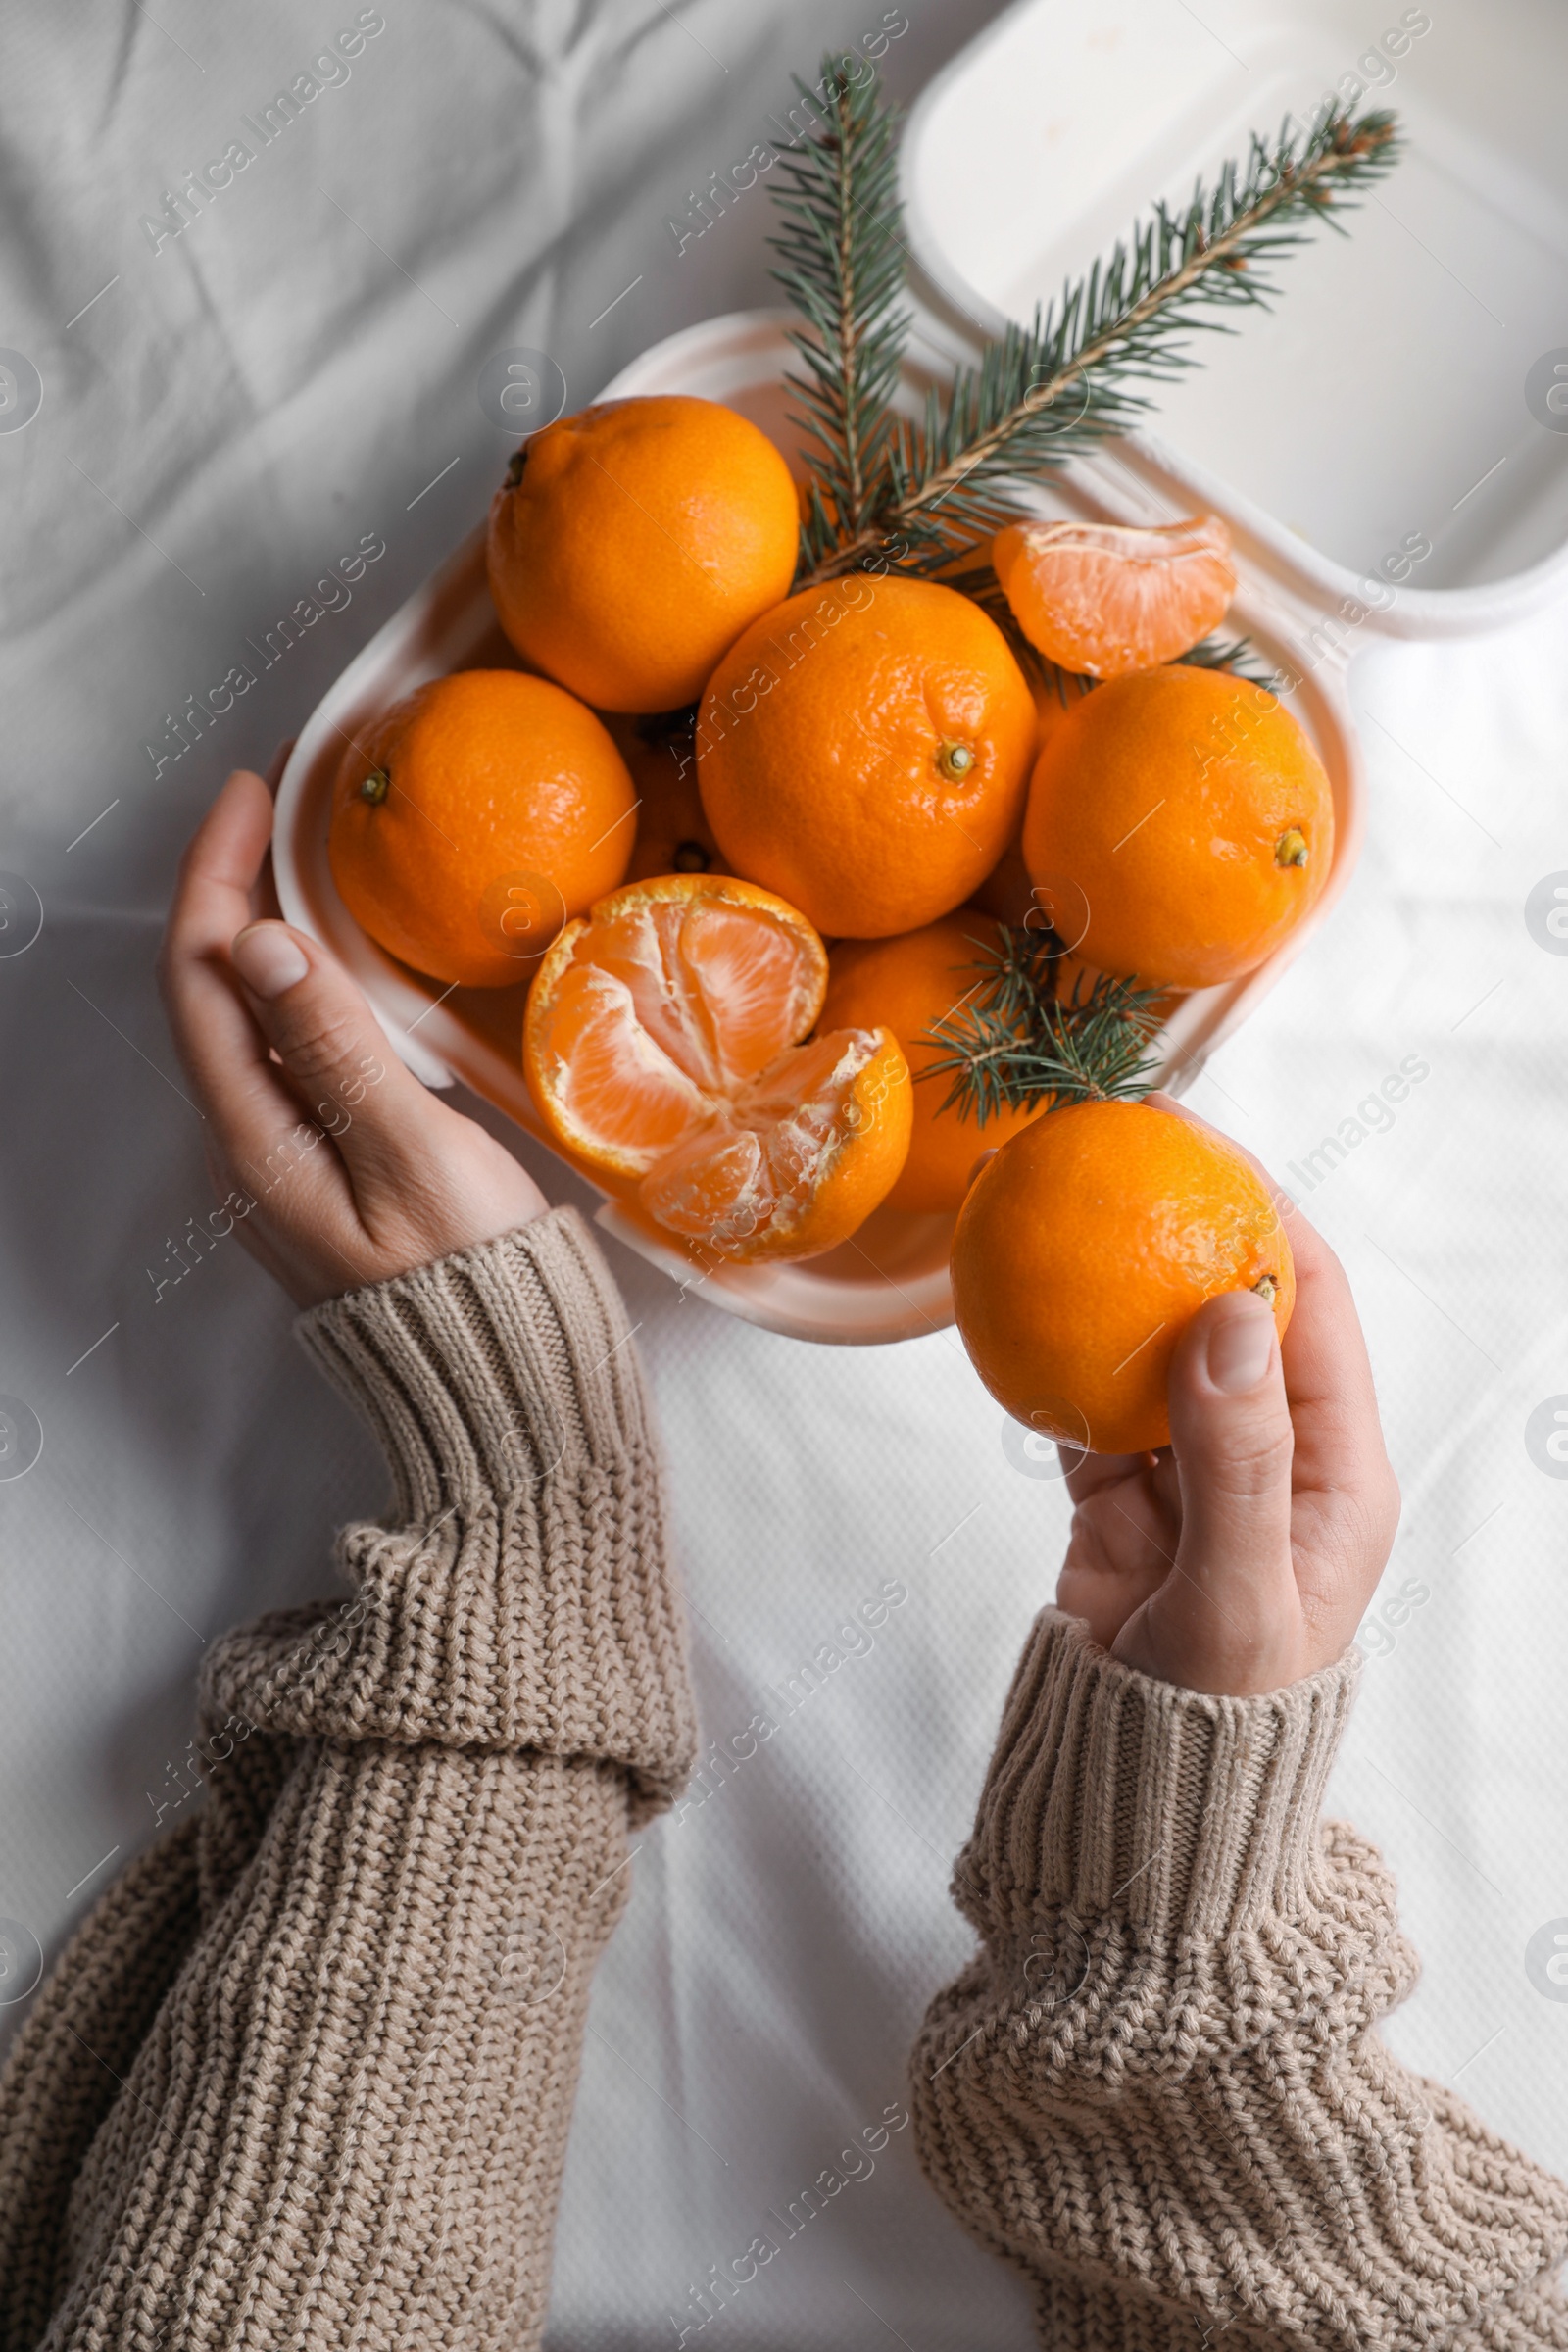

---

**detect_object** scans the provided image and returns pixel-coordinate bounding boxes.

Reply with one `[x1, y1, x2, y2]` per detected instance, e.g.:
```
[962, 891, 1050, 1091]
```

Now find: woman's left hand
[158, 764, 549, 1308]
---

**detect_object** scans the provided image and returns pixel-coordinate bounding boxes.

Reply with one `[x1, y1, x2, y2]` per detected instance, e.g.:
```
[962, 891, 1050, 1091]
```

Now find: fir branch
[917, 925, 1165, 1121]
[1174, 631, 1277, 687]
[766, 61, 911, 570]
[792, 103, 1399, 585]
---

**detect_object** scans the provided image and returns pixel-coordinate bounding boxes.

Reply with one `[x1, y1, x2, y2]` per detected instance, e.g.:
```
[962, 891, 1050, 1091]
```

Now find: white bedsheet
[1, 4, 1566, 2346]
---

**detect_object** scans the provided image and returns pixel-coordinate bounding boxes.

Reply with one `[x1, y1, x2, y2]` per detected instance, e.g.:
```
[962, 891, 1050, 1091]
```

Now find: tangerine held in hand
[697, 575, 1037, 938]
[819, 912, 1046, 1213]
[951, 1099, 1294, 1455]
[1022, 664, 1334, 991]
[328, 670, 637, 989]
[487, 395, 800, 713]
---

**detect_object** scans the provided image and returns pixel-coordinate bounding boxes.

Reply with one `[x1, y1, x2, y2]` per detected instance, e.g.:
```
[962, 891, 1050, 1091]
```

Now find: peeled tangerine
[1023, 664, 1334, 992]
[952, 1100, 1294, 1456]
[524, 874, 911, 1262]
[993, 515, 1235, 679]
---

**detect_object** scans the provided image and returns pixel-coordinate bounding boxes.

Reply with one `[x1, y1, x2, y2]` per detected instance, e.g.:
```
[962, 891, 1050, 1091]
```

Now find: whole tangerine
[603, 718, 724, 884]
[487, 395, 800, 713]
[952, 1099, 1294, 1456]
[1021, 665, 1334, 990]
[328, 669, 637, 989]
[819, 912, 1046, 1213]
[697, 575, 1036, 938]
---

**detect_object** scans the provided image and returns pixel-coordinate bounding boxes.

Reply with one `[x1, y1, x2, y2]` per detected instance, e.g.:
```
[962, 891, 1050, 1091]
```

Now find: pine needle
[1174, 631, 1277, 687]
[918, 925, 1166, 1121]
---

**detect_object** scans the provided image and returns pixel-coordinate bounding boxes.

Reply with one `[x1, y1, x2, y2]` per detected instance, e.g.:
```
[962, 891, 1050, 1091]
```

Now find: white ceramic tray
[274, 310, 1362, 1344]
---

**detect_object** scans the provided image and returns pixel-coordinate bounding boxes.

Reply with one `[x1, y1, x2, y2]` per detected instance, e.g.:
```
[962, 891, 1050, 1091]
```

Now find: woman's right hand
[1054, 1118, 1401, 1697]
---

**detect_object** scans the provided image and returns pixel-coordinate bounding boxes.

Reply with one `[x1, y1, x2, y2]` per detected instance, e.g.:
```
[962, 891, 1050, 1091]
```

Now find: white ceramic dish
[274, 309, 1362, 1343]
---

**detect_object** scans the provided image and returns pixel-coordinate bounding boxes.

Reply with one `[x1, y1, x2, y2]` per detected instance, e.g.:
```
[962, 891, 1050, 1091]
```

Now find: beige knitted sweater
[0, 1208, 1562, 2349]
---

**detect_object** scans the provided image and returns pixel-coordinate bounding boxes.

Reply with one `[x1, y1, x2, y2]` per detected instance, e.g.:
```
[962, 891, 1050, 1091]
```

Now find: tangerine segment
[524, 874, 911, 1262]
[952, 1100, 1294, 1456]
[993, 517, 1236, 680]
[642, 1030, 910, 1261]
[1022, 665, 1334, 991]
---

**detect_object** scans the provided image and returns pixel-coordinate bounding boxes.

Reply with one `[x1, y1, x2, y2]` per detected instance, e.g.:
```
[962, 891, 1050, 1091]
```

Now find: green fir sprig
[918, 926, 1166, 1122]
[1173, 631, 1277, 688]
[766, 70, 1399, 587]
[766, 64, 911, 574]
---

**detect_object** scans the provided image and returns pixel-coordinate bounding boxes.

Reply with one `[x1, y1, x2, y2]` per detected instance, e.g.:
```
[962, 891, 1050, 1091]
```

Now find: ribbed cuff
[956, 1608, 1359, 1944]
[203, 1209, 698, 1801]
[294, 1205, 649, 1519]
[1031, 2270, 1222, 2352]
[1033, 2270, 1568, 2350]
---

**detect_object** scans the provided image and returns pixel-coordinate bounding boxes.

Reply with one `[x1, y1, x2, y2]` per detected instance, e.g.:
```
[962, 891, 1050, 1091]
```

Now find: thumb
[1151, 1290, 1298, 1688]
[1170, 1290, 1294, 1571]
[228, 920, 440, 1178]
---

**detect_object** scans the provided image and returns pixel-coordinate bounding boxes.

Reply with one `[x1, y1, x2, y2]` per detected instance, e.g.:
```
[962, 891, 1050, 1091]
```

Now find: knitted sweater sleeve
[0, 1206, 697, 2352]
[910, 1607, 1568, 2352]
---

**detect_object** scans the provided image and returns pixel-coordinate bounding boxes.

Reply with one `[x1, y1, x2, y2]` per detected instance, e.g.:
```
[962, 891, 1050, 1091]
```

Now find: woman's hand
[1054, 1102, 1400, 1696]
[158, 764, 549, 1308]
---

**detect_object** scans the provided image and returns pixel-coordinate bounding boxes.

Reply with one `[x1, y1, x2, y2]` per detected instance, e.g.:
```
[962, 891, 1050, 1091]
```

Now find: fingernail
[1204, 1296, 1276, 1394]
[231, 923, 308, 999]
